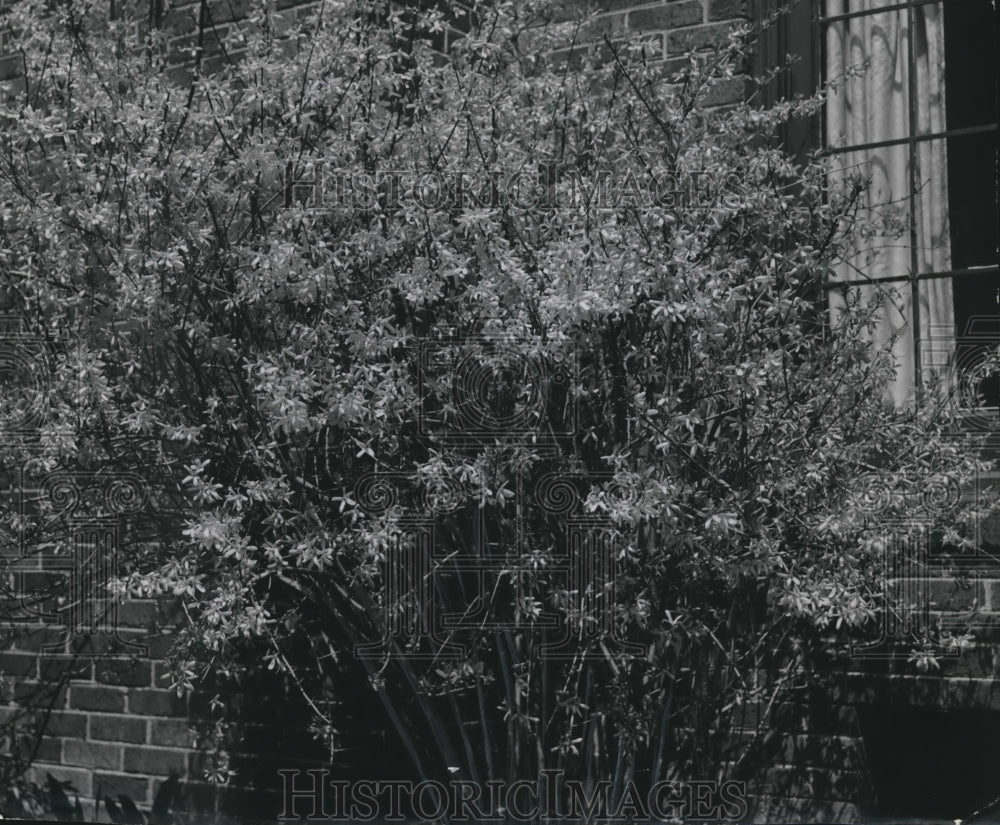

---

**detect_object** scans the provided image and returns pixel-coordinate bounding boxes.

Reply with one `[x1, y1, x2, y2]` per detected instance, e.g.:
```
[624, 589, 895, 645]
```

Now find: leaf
[105, 796, 125, 824]
[119, 793, 146, 825]
[45, 773, 75, 822]
[149, 775, 179, 825]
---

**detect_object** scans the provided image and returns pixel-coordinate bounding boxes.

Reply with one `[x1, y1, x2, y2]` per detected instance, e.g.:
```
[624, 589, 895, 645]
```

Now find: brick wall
[1, 601, 198, 816]
[1, 602, 335, 821]
[548, 0, 749, 107]
[732, 694, 871, 823]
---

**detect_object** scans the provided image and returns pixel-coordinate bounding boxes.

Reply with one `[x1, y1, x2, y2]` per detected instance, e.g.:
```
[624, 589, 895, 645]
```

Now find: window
[821, 0, 998, 413]
[760, 0, 998, 414]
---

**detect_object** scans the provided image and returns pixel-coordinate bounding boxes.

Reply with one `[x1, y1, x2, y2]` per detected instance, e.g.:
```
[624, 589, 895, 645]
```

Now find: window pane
[943, 0, 999, 131]
[824, 3, 911, 149]
[829, 137, 951, 277]
[947, 132, 999, 271]
[952, 278, 1000, 416]
[825, 1, 949, 143]
[828, 277, 917, 406]
[824, 0, 909, 16]
[829, 150, 909, 276]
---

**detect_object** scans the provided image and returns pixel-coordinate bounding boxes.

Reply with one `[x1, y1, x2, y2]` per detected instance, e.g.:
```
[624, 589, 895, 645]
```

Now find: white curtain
[825, 0, 953, 407]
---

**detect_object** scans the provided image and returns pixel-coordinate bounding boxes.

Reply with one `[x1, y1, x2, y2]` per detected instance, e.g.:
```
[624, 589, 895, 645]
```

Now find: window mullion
[819, 0, 940, 26]
[906, 0, 923, 394]
[822, 265, 1000, 292]
[822, 123, 998, 157]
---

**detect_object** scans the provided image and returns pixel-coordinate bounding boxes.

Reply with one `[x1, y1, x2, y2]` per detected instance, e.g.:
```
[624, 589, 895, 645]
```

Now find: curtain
[825, 0, 953, 407]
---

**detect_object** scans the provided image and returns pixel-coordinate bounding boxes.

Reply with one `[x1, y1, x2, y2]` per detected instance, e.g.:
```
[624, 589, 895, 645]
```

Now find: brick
[777, 734, 867, 770]
[0, 651, 38, 679]
[548, 45, 587, 72]
[167, 34, 202, 61]
[629, 1, 703, 32]
[581, 12, 628, 40]
[150, 718, 196, 748]
[935, 647, 1000, 679]
[162, 7, 198, 36]
[14, 681, 68, 710]
[11, 627, 70, 652]
[708, 0, 746, 21]
[123, 745, 188, 775]
[70, 685, 127, 713]
[129, 689, 187, 717]
[0, 68, 23, 99]
[26, 764, 93, 797]
[90, 714, 148, 744]
[39, 656, 94, 682]
[46, 711, 88, 738]
[926, 577, 982, 611]
[772, 701, 860, 735]
[201, 52, 245, 77]
[0, 707, 23, 725]
[94, 773, 152, 807]
[34, 737, 63, 762]
[15, 570, 64, 591]
[206, 0, 252, 24]
[700, 76, 749, 107]
[597, 0, 649, 10]
[117, 600, 159, 628]
[982, 509, 1000, 548]
[0, 57, 15, 88]
[146, 634, 177, 660]
[545, 1, 592, 23]
[95, 658, 153, 688]
[666, 21, 737, 55]
[153, 661, 173, 687]
[294, 1, 323, 21]
[596, 34, 664, 64]
[760, 765, 868, 801]
[257, 8, 292, 37]
[748, 795, 860, 823]
[64, 739, 123, 771]
[70, 630, 150, 657]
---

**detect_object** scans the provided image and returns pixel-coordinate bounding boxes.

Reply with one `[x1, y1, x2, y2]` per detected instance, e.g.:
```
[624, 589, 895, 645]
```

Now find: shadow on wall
[859, 706, 1000, 822]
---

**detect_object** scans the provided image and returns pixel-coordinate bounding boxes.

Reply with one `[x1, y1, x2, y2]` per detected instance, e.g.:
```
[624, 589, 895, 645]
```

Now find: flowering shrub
[1, 0, 994, 799]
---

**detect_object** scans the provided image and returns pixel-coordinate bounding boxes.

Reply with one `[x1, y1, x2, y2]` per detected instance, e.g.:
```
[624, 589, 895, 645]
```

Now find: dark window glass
[947, 132, 999, 271]
[943, 0, 998, 131]
[947, 0, 999, 413]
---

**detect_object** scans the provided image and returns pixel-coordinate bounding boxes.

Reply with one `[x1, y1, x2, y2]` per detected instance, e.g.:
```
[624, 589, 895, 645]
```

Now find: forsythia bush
[1, 0, 994, 802]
